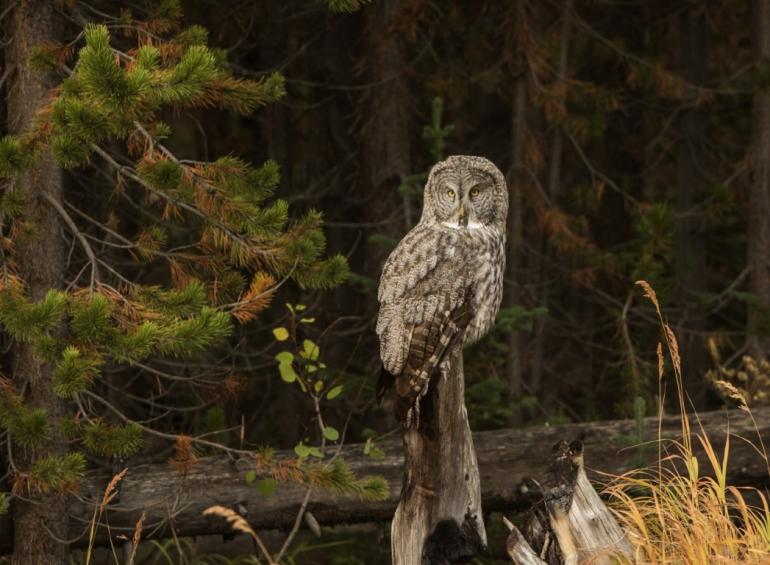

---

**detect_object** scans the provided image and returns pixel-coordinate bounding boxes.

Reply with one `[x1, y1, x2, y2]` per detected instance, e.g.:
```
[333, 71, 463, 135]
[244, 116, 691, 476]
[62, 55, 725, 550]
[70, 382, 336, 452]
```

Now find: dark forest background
[201, 0, 765, 435]
[3, 0, 770, 562]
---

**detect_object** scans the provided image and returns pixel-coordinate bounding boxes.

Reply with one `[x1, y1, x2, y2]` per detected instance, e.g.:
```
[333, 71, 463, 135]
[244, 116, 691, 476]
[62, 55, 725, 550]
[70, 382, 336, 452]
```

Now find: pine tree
[0, 2, 349, 558]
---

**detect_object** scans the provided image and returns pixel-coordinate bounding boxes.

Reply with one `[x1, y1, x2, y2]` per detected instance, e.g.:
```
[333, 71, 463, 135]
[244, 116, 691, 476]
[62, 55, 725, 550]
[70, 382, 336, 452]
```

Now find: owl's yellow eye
[469, 187, 480, 198]
[446, 189, 455, 200]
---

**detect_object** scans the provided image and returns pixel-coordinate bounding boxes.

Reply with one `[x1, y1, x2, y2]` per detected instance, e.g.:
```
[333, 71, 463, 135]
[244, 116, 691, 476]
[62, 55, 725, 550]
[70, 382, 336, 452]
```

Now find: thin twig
[275, 359, 330, 562]
[82, 390, 256, 456]
[275, 487, 312, 563]
[89, 143, 251, 249]
[621, 290, 642, 397]
[41, 191, 99, 294]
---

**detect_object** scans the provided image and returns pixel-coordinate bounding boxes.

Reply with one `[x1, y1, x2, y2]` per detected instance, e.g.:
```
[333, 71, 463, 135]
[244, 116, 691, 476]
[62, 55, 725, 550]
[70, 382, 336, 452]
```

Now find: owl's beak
[457, 204, 468, 227]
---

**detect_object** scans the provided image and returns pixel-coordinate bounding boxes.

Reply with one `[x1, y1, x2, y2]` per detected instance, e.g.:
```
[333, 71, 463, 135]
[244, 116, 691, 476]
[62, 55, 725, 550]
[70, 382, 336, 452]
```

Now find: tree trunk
[505, 0, 529, 424]
[359, 0, 413, 234]
[358, 1, 414, 399]
[6, 1, 69, 563]
[674, 4, 709, 404]
[391, 349, 486, 564]
[530, 0, 573, 398]
[749, 0, 770, 360]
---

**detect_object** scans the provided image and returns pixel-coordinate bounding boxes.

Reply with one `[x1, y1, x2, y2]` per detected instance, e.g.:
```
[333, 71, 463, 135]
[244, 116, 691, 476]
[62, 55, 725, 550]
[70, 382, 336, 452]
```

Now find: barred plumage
[376, 155, 508, 426]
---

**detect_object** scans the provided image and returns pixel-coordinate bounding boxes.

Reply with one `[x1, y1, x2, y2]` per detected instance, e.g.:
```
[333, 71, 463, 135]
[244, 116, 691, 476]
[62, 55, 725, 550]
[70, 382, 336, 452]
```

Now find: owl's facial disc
[428, 162, 502, 228]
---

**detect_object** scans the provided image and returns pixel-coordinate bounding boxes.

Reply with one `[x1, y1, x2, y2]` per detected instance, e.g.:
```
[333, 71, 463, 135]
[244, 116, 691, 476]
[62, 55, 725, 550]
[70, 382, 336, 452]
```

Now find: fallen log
[1, 407, 768, 552]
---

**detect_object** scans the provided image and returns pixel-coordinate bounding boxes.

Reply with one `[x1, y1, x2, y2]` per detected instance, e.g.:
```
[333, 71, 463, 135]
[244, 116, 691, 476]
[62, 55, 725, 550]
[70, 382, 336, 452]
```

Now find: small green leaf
[273, 327, 289, 341]
[286, 303, 295, 314]
[314, 380, 323, 393]
[245, 470, 257, 484]
[276, 351, 298, 383]
[323, 426, 340, 441]
[364, 438, 385, 458]
[275, 351, 294, 364]
[257, 478, 278, 497]
[299, 317, 316, 324]
[307, 364, 318, 373]
[294, 443, 310, 458]
[326, 385, 343, 400]
[301, 339, 319, 361]
[294, 304, 307, 312]
[307, 446, 324, 458]
[278, 362, 298, 383]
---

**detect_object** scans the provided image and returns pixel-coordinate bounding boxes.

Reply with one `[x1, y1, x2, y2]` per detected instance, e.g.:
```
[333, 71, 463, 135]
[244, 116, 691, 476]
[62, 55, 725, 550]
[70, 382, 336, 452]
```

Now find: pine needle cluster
[255, 449, 389, 502]
[0, 4, 349, 502]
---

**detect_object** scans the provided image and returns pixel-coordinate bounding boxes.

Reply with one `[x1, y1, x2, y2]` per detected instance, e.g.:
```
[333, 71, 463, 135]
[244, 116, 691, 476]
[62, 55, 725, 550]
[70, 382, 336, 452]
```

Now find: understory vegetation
[0, 0, 770, 563]
[604, 283, 770, 564]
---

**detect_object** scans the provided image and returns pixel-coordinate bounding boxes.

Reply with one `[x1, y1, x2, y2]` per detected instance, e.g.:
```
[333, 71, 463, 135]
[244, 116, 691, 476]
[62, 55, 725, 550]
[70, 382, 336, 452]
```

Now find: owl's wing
[393, 293, 472, 423]
[375, 225, 472, 420]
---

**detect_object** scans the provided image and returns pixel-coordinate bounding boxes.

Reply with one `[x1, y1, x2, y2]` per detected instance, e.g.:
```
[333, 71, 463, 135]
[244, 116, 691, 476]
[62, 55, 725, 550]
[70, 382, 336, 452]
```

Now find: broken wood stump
[391, 349, 486, 564]
[505, 441, 633, 565]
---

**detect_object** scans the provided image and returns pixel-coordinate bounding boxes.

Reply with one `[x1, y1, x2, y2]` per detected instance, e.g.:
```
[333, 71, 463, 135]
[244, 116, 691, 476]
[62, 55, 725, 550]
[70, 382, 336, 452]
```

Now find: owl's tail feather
[376, 365, 395, 406]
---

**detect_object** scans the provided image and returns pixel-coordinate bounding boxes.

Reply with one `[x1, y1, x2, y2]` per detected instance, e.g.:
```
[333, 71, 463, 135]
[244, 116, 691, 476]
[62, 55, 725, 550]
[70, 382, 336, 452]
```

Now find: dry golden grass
[606, 435, 770, 563]
[127, 511, 145, 565]
[202, 505, 276, 564]
[603, 282, 770, 563]
[85, 468, 127, 565]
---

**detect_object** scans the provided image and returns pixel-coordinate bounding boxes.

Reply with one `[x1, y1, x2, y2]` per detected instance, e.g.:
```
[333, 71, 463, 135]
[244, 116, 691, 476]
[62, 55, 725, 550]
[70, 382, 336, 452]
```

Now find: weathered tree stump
[391, 349, 486, 564]
[505, 519, 547, 565]
[505, 441, 634, 564]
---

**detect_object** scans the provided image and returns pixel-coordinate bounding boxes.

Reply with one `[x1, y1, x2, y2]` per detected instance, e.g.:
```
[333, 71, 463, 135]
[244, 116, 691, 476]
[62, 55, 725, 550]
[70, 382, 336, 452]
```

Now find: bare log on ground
[505, 441, 633, 565]
[391, 349, 486, 564]
[1, 407, 768, 553]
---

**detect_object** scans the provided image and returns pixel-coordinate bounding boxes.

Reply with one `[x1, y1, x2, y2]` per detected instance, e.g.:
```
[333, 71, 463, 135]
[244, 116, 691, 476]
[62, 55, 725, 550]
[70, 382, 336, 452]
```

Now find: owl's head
[421, 155, 508, 230]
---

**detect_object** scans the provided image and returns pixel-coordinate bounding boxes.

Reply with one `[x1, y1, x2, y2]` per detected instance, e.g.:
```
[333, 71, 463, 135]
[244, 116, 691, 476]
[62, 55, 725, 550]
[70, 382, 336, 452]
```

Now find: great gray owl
[376, 155, 508, 426]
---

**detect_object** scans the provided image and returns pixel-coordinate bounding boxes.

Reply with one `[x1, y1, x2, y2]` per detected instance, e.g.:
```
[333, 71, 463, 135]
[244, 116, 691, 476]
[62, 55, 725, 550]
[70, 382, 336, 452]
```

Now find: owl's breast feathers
[463, 224, 506, 343]
[375, 223, 505, 420]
